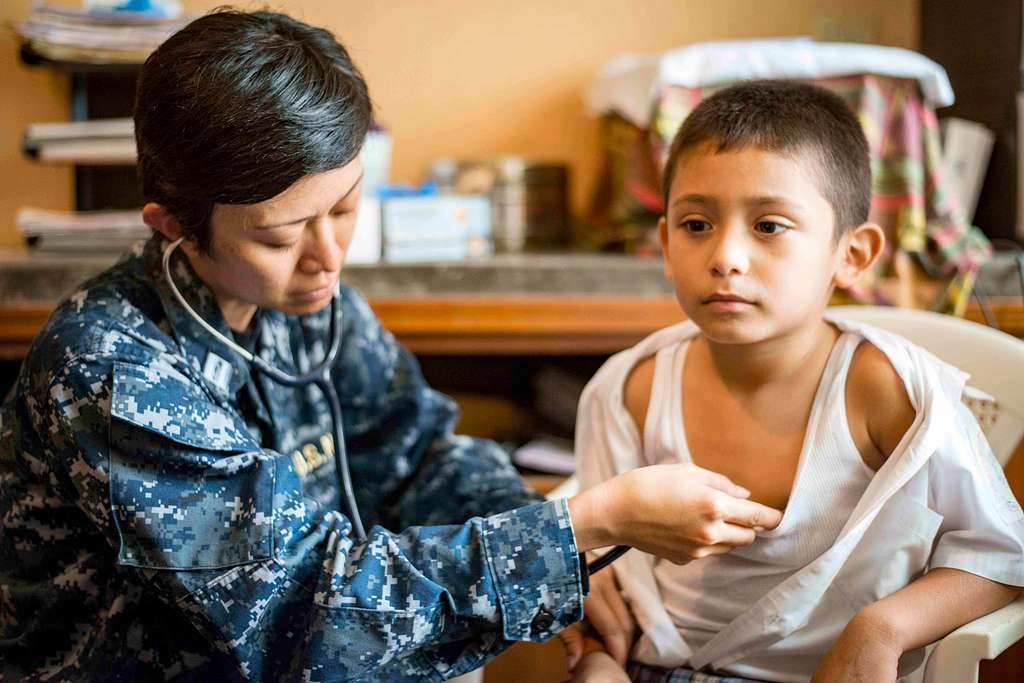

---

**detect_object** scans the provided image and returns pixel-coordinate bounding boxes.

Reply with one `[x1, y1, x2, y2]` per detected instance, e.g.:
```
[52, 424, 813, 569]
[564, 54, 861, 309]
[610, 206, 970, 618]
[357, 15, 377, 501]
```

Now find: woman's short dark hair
[662, 80, 871, 234]
[134, 9, 372, 253]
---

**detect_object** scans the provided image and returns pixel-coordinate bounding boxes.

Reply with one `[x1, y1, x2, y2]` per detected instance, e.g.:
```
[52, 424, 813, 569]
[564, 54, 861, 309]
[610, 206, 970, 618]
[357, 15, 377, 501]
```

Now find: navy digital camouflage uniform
[0, 236, 586, 681]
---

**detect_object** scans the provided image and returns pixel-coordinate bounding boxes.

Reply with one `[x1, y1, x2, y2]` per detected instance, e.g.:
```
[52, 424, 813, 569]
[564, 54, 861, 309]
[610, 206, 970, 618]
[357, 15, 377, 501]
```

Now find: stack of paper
[17, 4, 188, 64]
[511, 437, 576, 475]
[18, 207, 149, 253]
[25, 118, 136, 165]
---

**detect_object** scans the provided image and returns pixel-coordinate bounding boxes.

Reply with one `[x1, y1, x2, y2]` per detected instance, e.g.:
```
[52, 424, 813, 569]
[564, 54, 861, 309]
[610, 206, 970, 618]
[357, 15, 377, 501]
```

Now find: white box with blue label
[381, 194, 492, 262]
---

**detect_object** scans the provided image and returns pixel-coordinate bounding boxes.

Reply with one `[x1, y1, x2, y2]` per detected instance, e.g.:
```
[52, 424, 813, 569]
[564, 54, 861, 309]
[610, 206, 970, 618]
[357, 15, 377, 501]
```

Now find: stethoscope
[162, 236, 627, 572]
[162, 237, 367, 541]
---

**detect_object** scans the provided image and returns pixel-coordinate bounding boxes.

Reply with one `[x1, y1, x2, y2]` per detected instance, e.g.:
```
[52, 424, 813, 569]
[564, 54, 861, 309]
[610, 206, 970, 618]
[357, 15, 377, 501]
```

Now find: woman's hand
[811, 613, 901, 683]
[561, 565, 636, 671]
[569, 463, 783, 563]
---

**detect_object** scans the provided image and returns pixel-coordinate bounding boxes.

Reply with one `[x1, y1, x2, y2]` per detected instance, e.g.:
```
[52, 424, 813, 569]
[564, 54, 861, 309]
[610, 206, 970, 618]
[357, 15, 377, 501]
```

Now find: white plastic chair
[550, 306, 1024, 682]
[828, 306, 1024, 683]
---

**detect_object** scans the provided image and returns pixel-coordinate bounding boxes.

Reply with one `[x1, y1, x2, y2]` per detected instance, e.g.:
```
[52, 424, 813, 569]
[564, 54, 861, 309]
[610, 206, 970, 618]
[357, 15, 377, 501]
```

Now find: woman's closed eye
[265, 240, 300, 251]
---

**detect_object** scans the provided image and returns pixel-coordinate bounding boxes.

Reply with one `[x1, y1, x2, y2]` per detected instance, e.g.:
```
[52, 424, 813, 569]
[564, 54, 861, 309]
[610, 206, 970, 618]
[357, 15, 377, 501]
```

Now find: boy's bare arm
[850, 344, 1024, 637]
[855, 567, 1021, 652]
[814, 569, 1020, 682]
[820, 343, 1022, 680]
[560, 565, 637, 671]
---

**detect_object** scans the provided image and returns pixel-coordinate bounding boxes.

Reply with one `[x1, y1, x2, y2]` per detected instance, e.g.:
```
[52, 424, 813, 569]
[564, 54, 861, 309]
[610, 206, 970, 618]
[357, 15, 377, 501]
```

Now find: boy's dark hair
[134, 9, 372, 254]
[662, 80, 871, 233]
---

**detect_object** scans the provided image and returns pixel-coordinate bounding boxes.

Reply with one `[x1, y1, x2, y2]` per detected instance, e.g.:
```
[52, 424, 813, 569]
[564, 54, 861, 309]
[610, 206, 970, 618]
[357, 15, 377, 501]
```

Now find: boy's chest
[681, 380, 816, 511]
[679, 378, 876, 511]
[684, 408, 805, 511]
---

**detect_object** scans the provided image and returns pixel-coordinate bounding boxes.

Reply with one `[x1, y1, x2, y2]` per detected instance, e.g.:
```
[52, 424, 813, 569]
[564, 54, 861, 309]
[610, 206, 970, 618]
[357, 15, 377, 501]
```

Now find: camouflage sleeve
[333, 289, 541, 529]
[39, 343, 584, 680]
[384, 431, 545, 530]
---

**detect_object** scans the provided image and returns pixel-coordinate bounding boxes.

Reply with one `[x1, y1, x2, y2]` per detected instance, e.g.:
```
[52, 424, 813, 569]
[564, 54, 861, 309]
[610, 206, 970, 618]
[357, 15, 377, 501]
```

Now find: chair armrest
[923, 594, 1024, 683]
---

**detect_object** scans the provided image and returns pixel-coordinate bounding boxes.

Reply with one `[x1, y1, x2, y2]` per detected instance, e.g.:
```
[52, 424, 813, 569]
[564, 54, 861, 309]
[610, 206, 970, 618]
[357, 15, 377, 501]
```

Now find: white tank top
[643, 330, 875, 674]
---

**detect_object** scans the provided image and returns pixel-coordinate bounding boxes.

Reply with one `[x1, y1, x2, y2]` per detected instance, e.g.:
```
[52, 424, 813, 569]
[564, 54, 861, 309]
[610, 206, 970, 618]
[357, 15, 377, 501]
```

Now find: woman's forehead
[215, 161, 364, 232]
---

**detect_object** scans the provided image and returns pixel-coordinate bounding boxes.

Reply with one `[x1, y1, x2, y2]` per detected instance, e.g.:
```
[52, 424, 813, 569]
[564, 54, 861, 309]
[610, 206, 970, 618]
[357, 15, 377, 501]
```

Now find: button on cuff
[530, 606, 555, 634]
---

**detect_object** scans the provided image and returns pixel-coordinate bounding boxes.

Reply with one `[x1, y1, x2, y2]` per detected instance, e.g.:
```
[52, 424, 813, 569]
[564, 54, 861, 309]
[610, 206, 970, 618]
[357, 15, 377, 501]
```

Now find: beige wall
[0, 0, 919, 248]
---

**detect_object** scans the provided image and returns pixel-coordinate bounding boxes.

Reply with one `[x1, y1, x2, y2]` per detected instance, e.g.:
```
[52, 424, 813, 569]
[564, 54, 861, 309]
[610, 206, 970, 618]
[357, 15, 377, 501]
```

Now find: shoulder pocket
[109, 361, 275, 570]
[111, 360, 257, 451]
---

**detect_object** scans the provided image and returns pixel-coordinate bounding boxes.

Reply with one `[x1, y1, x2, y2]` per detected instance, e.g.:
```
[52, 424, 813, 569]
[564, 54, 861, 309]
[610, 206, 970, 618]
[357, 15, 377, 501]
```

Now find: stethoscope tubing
[162, 237, 368, 541]
[162, 237, 627, 573]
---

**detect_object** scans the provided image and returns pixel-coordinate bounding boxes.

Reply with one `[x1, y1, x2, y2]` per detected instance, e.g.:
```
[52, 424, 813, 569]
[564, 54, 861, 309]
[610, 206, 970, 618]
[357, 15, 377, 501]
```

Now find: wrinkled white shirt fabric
[575, 316, 1024, 682]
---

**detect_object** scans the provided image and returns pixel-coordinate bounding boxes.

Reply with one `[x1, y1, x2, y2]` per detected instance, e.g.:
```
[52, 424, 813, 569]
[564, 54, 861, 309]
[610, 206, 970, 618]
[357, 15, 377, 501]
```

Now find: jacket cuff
[481, 498, 585, 642]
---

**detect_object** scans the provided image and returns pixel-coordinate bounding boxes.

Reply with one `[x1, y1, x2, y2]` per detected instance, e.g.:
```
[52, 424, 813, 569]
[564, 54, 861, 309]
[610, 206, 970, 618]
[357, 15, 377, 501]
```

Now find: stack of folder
[18, 4, 188, 65]
[24, 118, 136, 165]
[17, 207, 149, 254]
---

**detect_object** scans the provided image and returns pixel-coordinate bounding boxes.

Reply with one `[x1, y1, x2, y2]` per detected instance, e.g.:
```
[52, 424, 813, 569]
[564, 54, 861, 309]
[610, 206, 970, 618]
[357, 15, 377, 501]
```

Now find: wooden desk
[0, 295, 684, 359]
[2, 296, 1021, 360]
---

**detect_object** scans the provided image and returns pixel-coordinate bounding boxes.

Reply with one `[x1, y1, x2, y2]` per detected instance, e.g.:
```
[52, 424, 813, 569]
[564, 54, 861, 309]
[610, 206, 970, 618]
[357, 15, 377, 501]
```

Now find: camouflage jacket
[0, 237, 585, 681]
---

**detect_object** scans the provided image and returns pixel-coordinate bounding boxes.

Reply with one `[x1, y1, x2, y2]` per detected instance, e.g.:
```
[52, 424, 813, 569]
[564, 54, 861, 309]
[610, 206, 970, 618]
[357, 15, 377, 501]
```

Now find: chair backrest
[829, 306, 1024, 466]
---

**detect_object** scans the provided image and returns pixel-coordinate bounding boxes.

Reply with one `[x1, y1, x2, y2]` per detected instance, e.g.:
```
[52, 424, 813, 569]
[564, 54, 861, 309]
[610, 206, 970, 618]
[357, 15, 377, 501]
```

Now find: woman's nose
[299, 219, 342, 274]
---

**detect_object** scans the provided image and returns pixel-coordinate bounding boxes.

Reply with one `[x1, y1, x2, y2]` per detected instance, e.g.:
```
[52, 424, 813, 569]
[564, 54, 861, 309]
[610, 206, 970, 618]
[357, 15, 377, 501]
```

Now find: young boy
[570, 80, 1024, 682]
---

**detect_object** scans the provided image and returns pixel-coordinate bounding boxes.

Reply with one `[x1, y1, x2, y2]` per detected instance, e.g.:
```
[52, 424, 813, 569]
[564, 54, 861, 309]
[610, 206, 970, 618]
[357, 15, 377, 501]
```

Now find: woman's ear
[834, 222, 885, 289]
[142, 203, 183, 242]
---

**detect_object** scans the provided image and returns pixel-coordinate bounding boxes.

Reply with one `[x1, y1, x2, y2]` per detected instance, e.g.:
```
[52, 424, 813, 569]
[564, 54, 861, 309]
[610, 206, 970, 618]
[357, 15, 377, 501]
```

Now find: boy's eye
[681, 220, 712, 233]
[265, 241, 299, 251]
[755, 221, 788, 235]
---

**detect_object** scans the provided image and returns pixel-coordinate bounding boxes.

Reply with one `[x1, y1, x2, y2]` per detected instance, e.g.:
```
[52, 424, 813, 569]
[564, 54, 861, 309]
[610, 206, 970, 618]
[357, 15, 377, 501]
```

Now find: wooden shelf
[0, 296, 684, 359]
[372, 296, 683, 354]
[0, 305, 51, 360]
[3, 296, 1022, 360]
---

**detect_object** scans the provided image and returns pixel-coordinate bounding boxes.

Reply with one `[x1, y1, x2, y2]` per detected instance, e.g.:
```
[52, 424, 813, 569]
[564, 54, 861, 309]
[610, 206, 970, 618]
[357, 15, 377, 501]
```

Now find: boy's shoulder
[847, 340, 917, 468]
[585, 321, 699, 396]
[618, 326, 923, 466]
[580, 320, 699, 434]
[623, 354, 658, 435]
[831, 314, 971, 462]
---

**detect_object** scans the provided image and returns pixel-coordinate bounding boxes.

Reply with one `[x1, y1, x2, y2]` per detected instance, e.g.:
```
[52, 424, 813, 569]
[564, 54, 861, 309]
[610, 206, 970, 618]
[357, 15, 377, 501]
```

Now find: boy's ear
[142, 203, 184, 243]
[834, 222, 885, 289]
[658, 216, 673, 281]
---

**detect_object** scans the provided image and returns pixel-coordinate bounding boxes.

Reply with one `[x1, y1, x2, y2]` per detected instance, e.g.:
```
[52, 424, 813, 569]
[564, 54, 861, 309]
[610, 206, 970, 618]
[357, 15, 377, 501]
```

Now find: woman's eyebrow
[254, 172, 365, 230]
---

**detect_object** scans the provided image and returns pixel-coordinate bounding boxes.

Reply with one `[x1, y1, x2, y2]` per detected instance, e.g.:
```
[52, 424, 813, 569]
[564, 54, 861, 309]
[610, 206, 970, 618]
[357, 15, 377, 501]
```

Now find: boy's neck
[699, 319, 839, 393]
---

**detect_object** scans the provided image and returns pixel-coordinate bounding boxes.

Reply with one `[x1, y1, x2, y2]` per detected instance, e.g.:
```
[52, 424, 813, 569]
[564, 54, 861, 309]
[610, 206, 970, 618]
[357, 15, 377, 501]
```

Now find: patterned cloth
[592, 74, 992, 312]
[627, 662, 765, 683]
[0, 236, 586, 681]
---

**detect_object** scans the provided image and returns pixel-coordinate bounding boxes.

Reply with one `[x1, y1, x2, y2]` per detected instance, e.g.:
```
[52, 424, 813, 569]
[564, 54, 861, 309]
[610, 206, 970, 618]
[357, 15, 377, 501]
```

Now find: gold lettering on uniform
[320, 433, 334, 458]
[291, 433, 332, 479]
[291, 450, 309, 477]
[303, 443, 324, 469]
